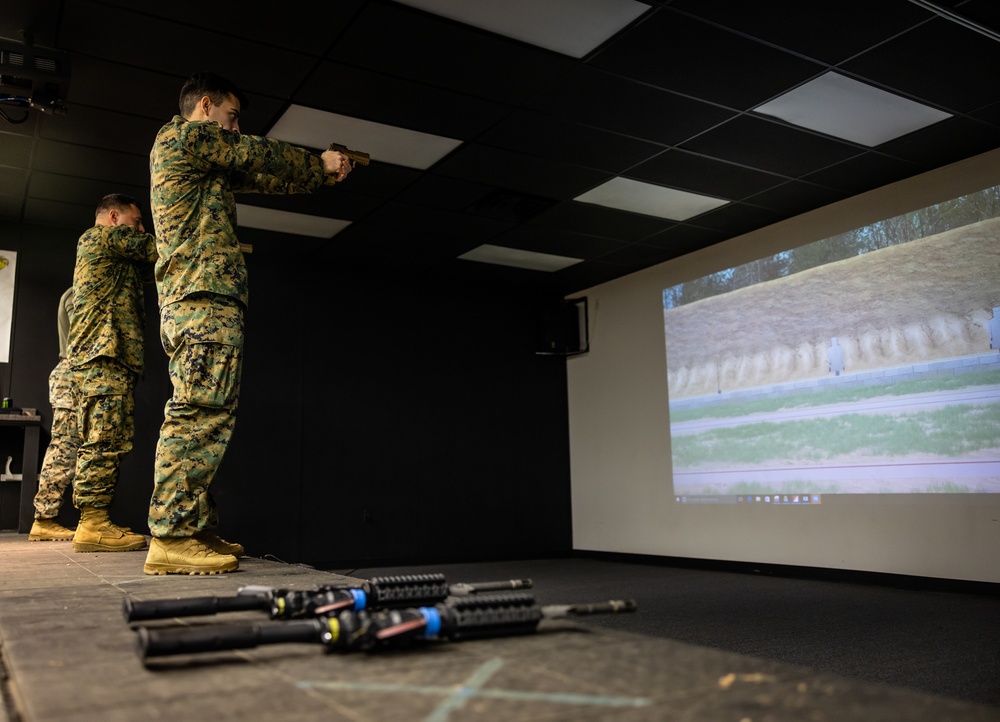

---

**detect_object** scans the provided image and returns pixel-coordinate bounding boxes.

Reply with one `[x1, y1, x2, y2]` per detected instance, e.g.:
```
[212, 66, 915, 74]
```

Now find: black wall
[1, 221, 574, 568]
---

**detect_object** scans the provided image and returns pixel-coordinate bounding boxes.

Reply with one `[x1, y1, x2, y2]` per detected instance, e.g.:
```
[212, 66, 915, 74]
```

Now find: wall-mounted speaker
[536, 297, 589, 356]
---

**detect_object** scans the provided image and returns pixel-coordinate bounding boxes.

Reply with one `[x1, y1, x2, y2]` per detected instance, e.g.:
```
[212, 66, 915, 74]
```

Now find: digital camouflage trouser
[149, 293, 244, 538]
[72, 357, 136, 509]
[33, 359, 81, 519]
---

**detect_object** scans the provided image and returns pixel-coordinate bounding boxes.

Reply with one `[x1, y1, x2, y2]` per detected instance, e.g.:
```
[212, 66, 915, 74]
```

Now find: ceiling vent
[466, 188, 556, 223]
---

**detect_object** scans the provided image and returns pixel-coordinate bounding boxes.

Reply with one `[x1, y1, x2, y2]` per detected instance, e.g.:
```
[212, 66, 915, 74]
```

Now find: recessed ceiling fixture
[574, 177, 729, 221]
[394, 0, 649, 58]
[269, 105, 462, 169]
[459, 244, 582, 271]
[236, 204, 351, 238]
[754, 72, 952, 147]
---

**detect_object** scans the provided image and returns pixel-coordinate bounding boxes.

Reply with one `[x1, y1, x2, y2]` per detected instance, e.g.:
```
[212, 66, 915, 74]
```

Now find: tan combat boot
[72, 507, 147, 552]
[143, 537, 239, 575]
[194, 531, 244, 558]
[28, 518, 76, 541]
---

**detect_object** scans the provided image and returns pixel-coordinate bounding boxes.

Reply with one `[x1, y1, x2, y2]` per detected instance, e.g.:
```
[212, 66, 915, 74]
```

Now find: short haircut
[178, 71, 248, 117]
[95, 193, 139, 219]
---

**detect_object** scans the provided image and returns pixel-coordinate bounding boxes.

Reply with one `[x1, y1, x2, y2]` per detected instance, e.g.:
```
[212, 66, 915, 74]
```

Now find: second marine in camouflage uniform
[68, 194, 157, 552]
[29, 287, 80, 541]
[146, 72, 346, 575]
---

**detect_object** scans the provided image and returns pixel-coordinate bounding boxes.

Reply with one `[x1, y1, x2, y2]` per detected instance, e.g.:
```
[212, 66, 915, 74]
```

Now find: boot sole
[29, 536, 74, 541]
[143, 560, 239, 575]
[73, 540, 147, 552]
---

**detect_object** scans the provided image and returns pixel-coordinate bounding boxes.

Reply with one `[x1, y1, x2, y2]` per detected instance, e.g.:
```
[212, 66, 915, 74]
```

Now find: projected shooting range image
[663, 185, 1000, 497]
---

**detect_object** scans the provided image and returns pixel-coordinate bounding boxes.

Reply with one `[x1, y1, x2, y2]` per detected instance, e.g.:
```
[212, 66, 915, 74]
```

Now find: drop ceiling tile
[32, 140, 150, 187]
[235, 204, 351, 239]
[316, 233, 448, 270]
[394, 175, 495, 212]
[641, 223, 731, 251]
[670, 0, 930, 65]
[268, 106, 462, 170]
[969, 100, 1000, 127]
[495, 225, 629, 259]
[841, 17, 1000, 114]
[876, 116, 1000, 167]
[394, 0, 650, 58]
[0, 133, 34, 169]
[530, 201, 674, 241]
[458, 244, 582, 272]
[38, 105, 163, 157]
[742, 181, 849, 216]
[0, 113, 39, 140]
[802, 152, 924, 195]
[753, 72, 951, 147]
[97, 0, 367, 56]
[464, 188, 557, 223]
[576, 177, 729, 221]
[329, 1, 575, 105]
[0, 168, 27, 197]
[365, 200, 514, 241]
[593, 241, 680, 268]
[66, 57, 183, 122]
[0, 1, 61, 49]
[22, 197, 93, 228]
[0, 193, 23, 220]
[477, 110, 664, 173]
[293, 62, 510, 140]
[58, 0, 316, 99]
[525, 66, 736, 145]
[547, 260, 634, 293]
[684, 202, 784, 236]
[591, 8, 824, 109]
[435, 144, 611, 200]
[27, 171, 146, 209]
[337, 220, 483, 259]
[950, 0, 1000, 28]
[680, 115, 864, 176]
[627, 149, 786, 199]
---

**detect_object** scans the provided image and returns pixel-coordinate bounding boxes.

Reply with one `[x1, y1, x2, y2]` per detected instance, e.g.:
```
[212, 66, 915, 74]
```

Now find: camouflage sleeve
[231, 170, 322, 195]
[180, 121, 326, 193]
[106, 225, 158, 263]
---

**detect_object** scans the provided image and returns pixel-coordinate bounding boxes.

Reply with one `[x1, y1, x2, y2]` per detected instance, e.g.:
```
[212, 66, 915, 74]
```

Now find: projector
[0, 36, 69, 118]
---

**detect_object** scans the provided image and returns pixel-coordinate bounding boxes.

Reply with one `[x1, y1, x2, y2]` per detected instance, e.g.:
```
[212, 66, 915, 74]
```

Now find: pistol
[328, 143, 370, 167]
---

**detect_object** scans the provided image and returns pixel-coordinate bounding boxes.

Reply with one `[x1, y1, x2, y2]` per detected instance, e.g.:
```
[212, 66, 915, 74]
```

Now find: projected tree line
[663, 185, 1000, 310]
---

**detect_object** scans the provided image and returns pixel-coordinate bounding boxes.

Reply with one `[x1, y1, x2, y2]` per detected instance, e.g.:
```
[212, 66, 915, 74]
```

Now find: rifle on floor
[123, 573, 533, 622]
[136, 591, 637, 660]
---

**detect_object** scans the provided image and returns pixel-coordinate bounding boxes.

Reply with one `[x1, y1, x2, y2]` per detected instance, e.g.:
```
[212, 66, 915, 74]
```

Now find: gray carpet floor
[341, 557, 1000, 709]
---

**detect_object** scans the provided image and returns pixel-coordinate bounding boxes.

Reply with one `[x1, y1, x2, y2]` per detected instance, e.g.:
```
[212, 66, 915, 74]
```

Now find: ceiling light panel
[754, 72, 952, 147]
[394, 0, 649, 58]
[236, 204, 352, 238]
[574, 177, 729, 221]
[269, 105, 463, 169]
[459, 244, 582, 272]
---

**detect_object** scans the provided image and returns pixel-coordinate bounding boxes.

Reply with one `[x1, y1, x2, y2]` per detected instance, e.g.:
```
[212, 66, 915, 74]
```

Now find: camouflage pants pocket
[77, 361, 135, 444]
[74, 359, 135, 507]
[161, 295, 244, 409]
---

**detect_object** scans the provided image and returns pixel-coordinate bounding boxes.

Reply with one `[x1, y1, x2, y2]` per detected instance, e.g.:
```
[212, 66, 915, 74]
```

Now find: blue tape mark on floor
[423, 656, 505, 722]
[297, 657, 651, 720]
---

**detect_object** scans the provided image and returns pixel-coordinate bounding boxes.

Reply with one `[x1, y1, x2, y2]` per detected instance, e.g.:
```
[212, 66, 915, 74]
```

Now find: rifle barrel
[123, 593, 270, 622]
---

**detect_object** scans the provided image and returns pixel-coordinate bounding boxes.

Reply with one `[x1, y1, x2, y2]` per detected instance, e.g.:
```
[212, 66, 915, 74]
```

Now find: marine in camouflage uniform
[146, 72, 349, 574]
[68, 194, 157, 552]
[29, 288, 80, 540]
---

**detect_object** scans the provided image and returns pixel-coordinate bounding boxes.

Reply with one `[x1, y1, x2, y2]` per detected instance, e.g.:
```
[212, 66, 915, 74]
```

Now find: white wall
[568, 147, 1000, 583]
